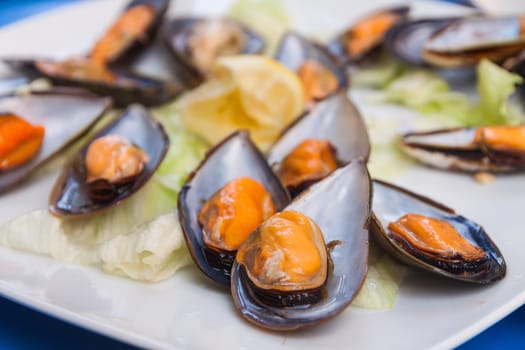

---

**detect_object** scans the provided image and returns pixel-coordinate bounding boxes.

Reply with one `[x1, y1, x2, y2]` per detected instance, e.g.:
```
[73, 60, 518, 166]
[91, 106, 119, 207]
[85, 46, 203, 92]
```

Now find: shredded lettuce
[352, 56, 406, 89]
[229, 0, 290, 55]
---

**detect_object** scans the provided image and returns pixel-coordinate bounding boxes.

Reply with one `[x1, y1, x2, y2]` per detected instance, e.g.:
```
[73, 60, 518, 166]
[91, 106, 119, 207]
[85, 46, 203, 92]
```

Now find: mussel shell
[231, 159, 371, 331]
[385, 18, 458, 66]
[49, 104, 168, 218]
[275, 31, 348, 91]
[370, 179, 506, 284]
[163, 17, 265, 87]
[177, 131, 290, 286]
[3, 58, 182, 107]
[401, 128, 525, 172]
[267, 91, 370, 193]
[97, 0, 170, 65]
[0, 88, 111, 193]
[328, 6, 410, 64]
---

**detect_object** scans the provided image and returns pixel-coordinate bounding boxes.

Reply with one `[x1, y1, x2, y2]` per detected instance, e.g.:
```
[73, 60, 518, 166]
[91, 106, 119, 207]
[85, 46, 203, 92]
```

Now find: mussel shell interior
[231, 159, 371, 331]
[385, 18, 458, 66]
[163, 17, 265, 84]
[0, 89, 111, 193]
[275, 31, 348, 90]
[177, 131, 290, 286]
[49, 104, 169, 218]
[371, 180, 506, 284]
[267, 92, 370, 169]
[3, 58, 183, 107]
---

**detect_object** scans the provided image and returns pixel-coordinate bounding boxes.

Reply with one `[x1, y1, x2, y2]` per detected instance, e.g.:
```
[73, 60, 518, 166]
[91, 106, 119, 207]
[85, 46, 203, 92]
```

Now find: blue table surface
[0, 1, 524, 349]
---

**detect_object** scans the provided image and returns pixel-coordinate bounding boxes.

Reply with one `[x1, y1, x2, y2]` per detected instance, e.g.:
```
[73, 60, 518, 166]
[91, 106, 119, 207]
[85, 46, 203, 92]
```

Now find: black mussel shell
[94, 0, 170, 65]
[275, 31, 348, 91]
[0, 88, 111, 193]
[267, 91, 370, 196]
[49, 104, 168, 218]
[231, 159, 371, 331]
[163, 17, 265, 87]
[177, 131, 290, 286]
[371, 180, 506, 284]
[3, 58, 183, 108]
[328, 6, 409, 64]
[384, 18, 458, 66]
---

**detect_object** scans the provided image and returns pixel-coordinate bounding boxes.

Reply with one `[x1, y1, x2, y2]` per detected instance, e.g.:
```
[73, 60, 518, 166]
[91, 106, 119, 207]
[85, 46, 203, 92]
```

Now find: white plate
[0, 1, 524, 349]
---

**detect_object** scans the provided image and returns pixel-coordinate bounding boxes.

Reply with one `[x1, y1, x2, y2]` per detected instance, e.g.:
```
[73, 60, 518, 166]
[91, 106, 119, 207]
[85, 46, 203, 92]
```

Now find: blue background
[0, 0, 523, 349]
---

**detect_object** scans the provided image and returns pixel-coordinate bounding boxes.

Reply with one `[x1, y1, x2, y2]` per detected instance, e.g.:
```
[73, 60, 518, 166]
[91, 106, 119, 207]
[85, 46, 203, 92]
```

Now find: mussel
[371, 180, 506, 283]
[231, 159, 371, 331]
[0, 88, 111, 193]
[275, 32, 347, 104]
[388, 15, 525, 68]
[328, 6, 409, 64]
[3, 58, 182, 107]
[90, 0, 170, 65]
[400, 125, 525, 172]
[177, 131, 290, 285]
[49, 104, 168, 218]
[163, 17, 265, 86]
[267, 91, 370, 196]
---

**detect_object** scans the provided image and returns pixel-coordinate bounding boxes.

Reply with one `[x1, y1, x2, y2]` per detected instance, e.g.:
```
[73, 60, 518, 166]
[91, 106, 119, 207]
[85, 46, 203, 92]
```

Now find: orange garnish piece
[298, 60, 338, 103]
[199, 177, 276, 251]
[0, 114, 45, 171]
[85, 134, 149, 184]
[279, 139, 338, 190]
[91, 4, 155, 64]
[345, 12, 400, 58]
[388, 213, 485, 261]
[474, 125, 525, 152]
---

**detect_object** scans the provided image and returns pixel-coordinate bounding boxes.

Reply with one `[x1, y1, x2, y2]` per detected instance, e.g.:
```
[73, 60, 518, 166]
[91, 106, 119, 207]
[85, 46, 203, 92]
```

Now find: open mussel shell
[3, 58, 182, 108]
[49, 104, 168, 218]
[328, 6, 409, 64]
[401, 128, 525, 172]
[371, 180, 506, 284]
[177, 131, 290, 286]
[267, 91, 370, 195]
[275, 31, 348, 90]
[0, 88, 111, 193]
[93, 0, 170, 64]
[163, 17, 265, 86]
[385, 18, 459, 66]
[231, 159, 371, 331]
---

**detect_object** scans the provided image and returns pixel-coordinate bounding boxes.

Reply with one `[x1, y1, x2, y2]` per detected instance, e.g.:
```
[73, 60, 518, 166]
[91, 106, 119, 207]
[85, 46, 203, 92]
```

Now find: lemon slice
[175, 55, 306, 150]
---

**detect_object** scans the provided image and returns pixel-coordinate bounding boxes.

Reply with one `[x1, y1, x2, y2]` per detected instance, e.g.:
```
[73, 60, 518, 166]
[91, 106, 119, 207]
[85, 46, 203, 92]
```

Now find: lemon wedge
[175, 55, 306, 151]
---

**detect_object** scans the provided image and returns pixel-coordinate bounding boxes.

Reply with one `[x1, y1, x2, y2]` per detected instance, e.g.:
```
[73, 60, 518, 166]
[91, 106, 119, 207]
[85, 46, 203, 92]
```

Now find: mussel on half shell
[267, 91, 370, 196]
[0, 88, 111, 193]
[231, 159, 371, 331]
[49, 104, 168, 218]
[3, 58, 182, 107]
[400, 126, 525, 172]
[371, 180, 506, 284]
[163, 17, 265, 86]
[177, 131, 290, 285]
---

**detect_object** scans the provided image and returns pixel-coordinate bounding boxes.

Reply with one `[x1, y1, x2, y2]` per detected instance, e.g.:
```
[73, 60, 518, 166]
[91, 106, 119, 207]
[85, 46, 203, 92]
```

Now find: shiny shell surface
[231, 159, 371, 331]
[3, 58, 183, 107]
[177, 131, 290, 285]
[0, 88, 111, 193]
[49, 104, 168, 218]
[371, 180, 506, 283]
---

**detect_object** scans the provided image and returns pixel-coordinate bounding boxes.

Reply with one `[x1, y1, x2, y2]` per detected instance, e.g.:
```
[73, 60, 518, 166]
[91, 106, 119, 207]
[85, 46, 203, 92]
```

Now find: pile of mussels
[2, 0, 521, 331]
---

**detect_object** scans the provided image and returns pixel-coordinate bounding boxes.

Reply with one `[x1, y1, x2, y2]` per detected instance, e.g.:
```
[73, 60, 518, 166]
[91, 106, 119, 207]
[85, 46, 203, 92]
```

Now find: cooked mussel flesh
[236, 210, 329, 307]
[0, 113, 44, 172]
[371, 180, 506, 283]
[49, 104, 168, 218]
[198, 176, 276, 271]
[401, 125, 525, 172]
[177, 131, 290, 285]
